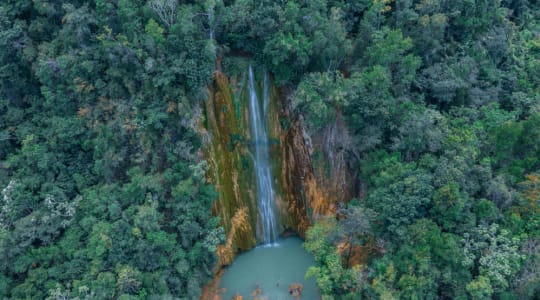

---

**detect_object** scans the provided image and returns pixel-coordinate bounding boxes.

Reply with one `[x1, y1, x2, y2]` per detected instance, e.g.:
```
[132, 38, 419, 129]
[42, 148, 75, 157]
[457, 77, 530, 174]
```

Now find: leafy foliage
[1, 0, 539, 299]
[296, 0, 540, 299]
[0, 1, 219, 298]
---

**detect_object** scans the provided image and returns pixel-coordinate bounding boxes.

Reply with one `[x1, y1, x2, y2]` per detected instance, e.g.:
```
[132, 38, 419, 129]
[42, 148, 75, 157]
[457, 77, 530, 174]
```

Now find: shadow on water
[219, 237, 320, 300]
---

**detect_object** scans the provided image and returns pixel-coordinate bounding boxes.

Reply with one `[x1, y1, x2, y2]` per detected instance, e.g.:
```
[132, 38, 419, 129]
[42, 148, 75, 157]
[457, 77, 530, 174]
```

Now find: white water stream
[248, 66, 279, 244]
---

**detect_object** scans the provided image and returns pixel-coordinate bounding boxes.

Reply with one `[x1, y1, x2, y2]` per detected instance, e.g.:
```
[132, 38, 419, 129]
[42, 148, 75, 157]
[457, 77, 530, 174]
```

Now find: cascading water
[248, 66, 279, 244]
[219, 68, 320, 299]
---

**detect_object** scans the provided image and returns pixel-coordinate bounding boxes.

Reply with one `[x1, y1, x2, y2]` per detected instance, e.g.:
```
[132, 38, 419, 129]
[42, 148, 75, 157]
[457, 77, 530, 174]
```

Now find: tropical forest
[0, 0, 539, 299]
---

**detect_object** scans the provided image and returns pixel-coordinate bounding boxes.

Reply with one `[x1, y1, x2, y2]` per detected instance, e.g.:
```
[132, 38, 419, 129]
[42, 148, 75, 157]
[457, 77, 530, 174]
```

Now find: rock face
[202, 59, 357, 265]
[203, 70, 257, 253]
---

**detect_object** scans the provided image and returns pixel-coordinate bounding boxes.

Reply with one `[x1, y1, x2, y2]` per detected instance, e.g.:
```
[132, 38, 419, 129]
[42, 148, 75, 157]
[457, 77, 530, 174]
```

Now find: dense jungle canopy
[0, 0, 539, 299]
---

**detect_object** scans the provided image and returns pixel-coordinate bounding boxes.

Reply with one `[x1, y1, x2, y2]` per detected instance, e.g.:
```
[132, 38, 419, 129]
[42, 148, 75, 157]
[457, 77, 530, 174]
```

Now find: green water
[219, 237, 320, 299]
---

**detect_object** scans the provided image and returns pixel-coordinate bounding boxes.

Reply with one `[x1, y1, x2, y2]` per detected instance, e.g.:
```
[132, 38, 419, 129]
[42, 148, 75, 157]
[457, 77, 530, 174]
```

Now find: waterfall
[248, 66, 279, 245]
[207, 2, 216, 57]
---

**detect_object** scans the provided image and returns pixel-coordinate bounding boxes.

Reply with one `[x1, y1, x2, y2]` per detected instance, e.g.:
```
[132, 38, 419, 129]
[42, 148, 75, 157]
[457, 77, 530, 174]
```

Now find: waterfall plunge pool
[217, 67, 319, 299]
[219, 237, 320, 299]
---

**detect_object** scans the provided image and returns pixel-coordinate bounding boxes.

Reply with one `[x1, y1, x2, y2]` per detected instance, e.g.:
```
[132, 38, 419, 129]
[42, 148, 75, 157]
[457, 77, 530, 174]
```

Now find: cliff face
[202, 60, 357, 265]
[203, 69, 257, 257]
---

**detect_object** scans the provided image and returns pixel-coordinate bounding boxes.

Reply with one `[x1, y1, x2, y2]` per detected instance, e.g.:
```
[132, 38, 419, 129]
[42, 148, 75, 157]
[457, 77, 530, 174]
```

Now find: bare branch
[149, 0, 177, 28]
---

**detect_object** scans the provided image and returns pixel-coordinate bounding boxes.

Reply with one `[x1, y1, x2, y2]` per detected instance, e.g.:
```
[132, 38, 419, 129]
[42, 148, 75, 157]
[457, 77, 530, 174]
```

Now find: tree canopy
[1, 0, 539, 299]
